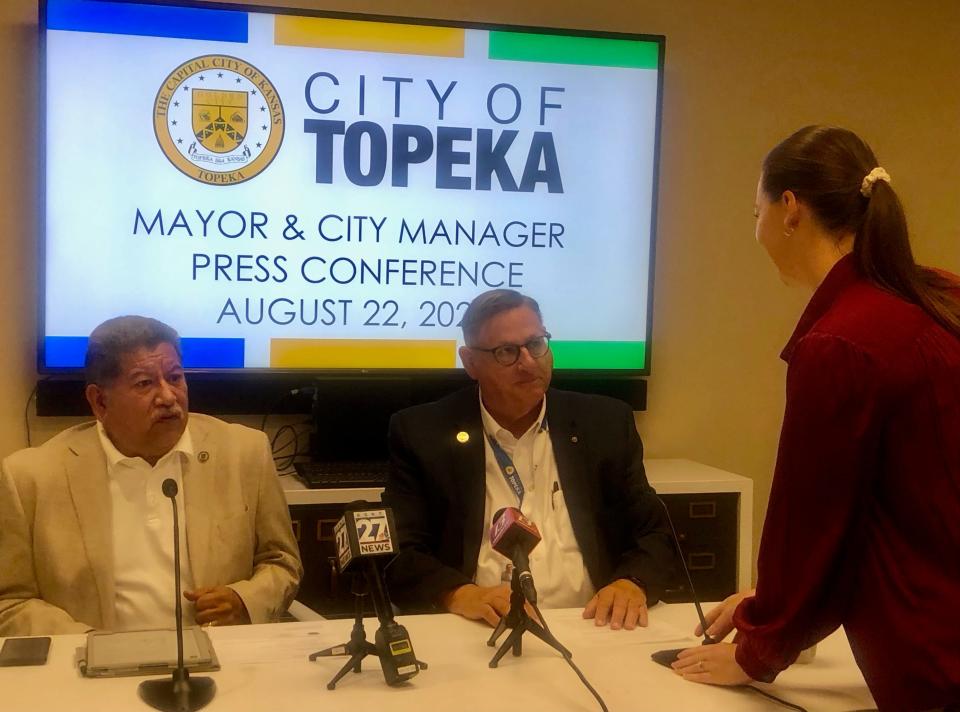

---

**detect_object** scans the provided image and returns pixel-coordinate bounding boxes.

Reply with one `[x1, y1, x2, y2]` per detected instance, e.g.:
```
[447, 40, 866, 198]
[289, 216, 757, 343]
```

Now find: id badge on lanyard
[486, 434, 526, 507]
[485, 417, 547, 509]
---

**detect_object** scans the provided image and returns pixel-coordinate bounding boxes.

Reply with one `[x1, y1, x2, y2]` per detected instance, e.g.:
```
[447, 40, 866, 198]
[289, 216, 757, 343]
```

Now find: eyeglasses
[469, 333, 552, 367]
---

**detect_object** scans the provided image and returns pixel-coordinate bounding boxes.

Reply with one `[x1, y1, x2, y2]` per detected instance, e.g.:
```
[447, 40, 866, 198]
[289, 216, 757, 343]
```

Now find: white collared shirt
[97, 421, 197, 631]
[475, 394, 595, 608]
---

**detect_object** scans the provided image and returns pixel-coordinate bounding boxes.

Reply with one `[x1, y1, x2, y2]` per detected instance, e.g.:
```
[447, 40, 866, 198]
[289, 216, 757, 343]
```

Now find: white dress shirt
[475, 394, 595, 608]
[97, 422, 197, 631]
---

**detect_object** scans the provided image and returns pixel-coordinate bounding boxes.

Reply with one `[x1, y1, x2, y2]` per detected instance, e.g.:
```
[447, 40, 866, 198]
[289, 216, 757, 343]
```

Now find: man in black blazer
[384, 290, 674, 630]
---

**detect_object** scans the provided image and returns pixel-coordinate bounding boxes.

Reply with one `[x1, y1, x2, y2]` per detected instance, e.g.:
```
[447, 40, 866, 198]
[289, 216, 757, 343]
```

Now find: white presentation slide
[43, 0, 662, 371]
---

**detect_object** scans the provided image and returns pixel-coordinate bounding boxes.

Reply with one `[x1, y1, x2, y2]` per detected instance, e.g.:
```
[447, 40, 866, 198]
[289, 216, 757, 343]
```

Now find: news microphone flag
[490, 506, 541, 558]
[334, 506, 398, 573]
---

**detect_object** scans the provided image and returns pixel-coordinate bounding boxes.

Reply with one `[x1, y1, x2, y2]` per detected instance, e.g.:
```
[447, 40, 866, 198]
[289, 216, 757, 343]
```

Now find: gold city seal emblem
[153, 55, 284, 185]
[193, 89, 248, 153]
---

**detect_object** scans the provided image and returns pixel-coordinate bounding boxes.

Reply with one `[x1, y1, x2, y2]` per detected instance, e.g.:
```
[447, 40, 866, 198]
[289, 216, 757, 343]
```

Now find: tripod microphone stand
[487, 566, 570, 667]
[309, 575, 378, 690]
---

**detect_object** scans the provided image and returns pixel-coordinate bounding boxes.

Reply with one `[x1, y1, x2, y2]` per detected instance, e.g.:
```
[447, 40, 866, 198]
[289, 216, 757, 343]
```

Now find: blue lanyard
[485, 417, 548, 508]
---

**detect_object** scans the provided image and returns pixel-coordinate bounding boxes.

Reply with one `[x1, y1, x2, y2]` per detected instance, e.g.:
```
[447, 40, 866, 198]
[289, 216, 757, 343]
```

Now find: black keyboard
[294, 461, 390, 489]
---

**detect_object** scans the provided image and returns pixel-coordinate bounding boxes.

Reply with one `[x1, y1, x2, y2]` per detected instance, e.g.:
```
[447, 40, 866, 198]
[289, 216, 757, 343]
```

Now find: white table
[0, 605, 875, 711]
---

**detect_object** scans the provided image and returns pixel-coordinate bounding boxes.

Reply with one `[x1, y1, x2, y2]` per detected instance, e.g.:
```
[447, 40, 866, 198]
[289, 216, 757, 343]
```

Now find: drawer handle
[688, 552, 716, 570]
[317, 518, 339, 542]
[688, 501, 717, 519]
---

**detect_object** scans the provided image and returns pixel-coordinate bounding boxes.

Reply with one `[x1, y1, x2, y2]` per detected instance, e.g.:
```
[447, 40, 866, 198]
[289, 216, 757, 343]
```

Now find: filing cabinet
[659, 492, 739, 603]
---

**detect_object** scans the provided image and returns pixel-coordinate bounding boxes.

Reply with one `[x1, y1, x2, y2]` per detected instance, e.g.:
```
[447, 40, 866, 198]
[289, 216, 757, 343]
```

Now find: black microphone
[138, 479, 216, 712]
[335, 502, 423, 685]
[490, 507, 541, 604]
[650, 494, 717, 668]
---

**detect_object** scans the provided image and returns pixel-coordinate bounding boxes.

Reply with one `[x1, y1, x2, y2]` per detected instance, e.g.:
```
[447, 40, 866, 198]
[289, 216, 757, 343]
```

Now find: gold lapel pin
[456, 431, 470, 444]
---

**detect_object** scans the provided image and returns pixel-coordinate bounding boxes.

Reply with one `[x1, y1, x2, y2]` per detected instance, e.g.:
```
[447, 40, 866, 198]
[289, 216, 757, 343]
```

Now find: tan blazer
[0, 414, 302, 636]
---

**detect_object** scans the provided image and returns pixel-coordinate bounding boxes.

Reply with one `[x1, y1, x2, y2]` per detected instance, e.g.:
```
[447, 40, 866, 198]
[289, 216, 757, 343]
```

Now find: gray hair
[85, 315, 182, 385]
[460, 289, 542, 345]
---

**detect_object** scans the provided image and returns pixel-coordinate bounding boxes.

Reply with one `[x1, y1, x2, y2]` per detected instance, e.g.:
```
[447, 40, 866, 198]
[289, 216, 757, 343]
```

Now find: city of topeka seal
[153, 55, 284, 186]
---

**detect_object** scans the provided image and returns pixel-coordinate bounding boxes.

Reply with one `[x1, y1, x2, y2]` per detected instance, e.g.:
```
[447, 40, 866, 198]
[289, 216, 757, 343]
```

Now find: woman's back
[740, 255, 960, 710]
[826, 273, 960, 709]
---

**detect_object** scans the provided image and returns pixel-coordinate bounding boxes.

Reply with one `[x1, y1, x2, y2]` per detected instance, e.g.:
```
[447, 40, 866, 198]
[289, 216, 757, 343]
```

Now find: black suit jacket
[383, 386, 675, 611]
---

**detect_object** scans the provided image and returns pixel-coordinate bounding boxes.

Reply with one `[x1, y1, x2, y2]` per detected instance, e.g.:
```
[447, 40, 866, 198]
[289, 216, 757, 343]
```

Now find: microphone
[138, 479, 216, 712]
[650, 493, 717, 668]
[334, 502, 423, 685]
[162, 478, 179, 498]
[485, 509, 607, 711]
[490, 507, 541, 604]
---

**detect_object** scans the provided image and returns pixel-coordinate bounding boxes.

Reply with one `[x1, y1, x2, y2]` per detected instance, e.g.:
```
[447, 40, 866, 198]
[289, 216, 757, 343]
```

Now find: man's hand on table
[582, 578, 648, 630]
[185, 586, 251, 626]
[441, 583, 512, 627]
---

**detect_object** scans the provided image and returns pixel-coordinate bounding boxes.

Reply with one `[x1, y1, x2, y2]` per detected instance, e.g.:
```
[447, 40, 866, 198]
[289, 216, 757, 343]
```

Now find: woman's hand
[672, 643, 752, 685]
[695, 588, 755, 641]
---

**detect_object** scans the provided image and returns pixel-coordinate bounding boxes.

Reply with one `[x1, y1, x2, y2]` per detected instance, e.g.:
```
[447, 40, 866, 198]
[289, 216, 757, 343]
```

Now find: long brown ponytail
[762, 125, 960, 337]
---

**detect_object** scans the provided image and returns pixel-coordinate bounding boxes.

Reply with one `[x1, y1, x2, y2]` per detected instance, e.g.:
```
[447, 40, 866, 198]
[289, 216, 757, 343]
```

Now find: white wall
[3, 0, 960, 572]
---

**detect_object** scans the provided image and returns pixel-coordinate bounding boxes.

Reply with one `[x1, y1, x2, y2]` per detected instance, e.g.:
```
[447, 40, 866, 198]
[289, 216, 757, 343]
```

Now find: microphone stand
[309, 574, 379, 690]
[650, 494, 717, 666]
[310, 563, 427, 689]
[487, 566, 569, 667]
[139, 481, 216, 712]
[364, 559, 427, 685]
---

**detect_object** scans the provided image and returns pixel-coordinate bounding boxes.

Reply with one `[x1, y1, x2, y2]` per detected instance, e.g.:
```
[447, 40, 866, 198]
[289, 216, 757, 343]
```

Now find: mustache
[154, 405, 185, 420]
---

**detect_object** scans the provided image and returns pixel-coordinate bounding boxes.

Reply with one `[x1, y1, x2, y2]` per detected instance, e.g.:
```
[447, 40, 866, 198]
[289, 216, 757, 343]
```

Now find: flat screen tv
[39, 0, 664, 381]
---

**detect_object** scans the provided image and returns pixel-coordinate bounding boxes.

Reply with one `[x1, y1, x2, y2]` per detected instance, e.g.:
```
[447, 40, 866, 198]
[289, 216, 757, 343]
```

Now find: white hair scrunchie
[860, 167, 891, 197]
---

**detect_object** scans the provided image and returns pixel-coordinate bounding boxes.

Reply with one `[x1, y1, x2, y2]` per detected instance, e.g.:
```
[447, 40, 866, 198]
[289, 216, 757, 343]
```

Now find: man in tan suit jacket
[0, 317, 302, 636]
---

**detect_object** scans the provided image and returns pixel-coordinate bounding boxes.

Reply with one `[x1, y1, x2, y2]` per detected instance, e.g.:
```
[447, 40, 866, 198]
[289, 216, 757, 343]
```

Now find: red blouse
[733, 255, 960, 711]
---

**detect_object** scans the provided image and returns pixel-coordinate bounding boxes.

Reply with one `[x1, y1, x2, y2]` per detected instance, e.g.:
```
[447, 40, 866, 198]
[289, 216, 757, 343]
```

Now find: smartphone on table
[0, 636, 52, 667]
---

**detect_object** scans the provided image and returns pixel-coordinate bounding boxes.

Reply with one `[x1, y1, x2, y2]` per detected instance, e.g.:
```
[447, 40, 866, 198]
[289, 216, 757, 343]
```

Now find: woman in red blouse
[672, 126, 960, 711]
